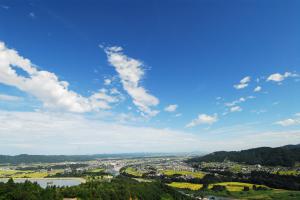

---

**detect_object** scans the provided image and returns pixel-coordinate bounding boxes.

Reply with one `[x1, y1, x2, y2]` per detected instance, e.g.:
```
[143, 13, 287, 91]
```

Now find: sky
[0, 0, 300, 155]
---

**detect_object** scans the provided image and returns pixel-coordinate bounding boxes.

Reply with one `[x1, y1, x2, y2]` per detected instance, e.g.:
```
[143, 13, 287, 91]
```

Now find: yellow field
[210, 182, 268, 192]
[168, 181, 269, 192]
[0, 169, 63, 178]
[160, 170, 205, 178]
[168, 182, 203, 190]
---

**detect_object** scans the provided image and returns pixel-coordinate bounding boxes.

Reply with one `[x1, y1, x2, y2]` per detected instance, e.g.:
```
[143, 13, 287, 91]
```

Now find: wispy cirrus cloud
[104, 46, 159, 117]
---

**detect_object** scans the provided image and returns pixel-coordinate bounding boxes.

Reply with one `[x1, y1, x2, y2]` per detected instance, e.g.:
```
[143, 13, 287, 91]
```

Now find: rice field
[160, 170, 205, 178]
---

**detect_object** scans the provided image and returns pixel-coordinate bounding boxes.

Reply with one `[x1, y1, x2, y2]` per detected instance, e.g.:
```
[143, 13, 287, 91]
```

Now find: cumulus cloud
[267, 72, 298, 82]
[186, 114, 218, 128]
[275, 113, 300, 126]
[0, 41, 118, 112]
[104, 78, 112, 85]
[254, 86, 262, 92]
[230, 106, 242, 112]
[234, 76, 251, 89]
[105, 46, 159, 117]
[0, 94, 22, 101]
[164, 104, 178, 112]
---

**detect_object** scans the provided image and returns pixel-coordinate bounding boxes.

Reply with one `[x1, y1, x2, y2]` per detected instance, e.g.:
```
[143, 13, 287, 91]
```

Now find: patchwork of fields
[0, 169, 63, 178]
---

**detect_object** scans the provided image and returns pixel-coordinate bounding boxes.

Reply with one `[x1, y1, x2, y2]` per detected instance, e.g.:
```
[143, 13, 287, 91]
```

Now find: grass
[273, 170, 300, 176]
[168, 182, 203, 190]
[124, 167, 143, 177]
[194, 189, 300, 200]
[87, 168, 104, 173]
[160, 170, 205, 178]
[133, 178, 153, 182]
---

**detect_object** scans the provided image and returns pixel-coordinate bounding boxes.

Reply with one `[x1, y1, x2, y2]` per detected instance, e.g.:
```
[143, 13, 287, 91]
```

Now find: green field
[273, 170, 300, 176]
[194, 189, 300, 200]
[87, 168, 104, 173]
[160, 170, 205, 178]
[168, 181, 300, 200]
[124, 167, 143, 177]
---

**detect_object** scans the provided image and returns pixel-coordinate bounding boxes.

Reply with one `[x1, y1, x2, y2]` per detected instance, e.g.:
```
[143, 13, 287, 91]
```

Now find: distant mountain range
[0, 152, 194, 164]
[187, 144, 300, 167]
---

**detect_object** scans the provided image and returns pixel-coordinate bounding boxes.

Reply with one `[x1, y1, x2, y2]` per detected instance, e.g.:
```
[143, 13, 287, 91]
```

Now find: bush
[211, 185, 226, 191]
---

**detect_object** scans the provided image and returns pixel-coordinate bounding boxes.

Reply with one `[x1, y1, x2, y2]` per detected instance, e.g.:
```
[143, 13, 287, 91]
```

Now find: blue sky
[0, 0, 300, 154]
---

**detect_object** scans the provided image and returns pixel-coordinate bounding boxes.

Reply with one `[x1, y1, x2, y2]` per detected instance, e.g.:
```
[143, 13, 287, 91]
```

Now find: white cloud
[1, 5, 9, 10]
[0, 110, 207, 154]
[230, 106, 242, 112]
[267, 72, 298, 82]
[234, 76, 251, 89]
[225, 96, 254, 107]
[105, 46, 159, 117]
[0, 41, 117, 112]
[29, 12, 35, 18]
[254, 86, 262, 92]
[104, 78, 111, 85]
[275, 118, 300, 126]
[164, 104, 178, 112]
[0, 94, 22, 101]
[1, 110, 299, 154]
[186, 114, 218, 128]
[251, 109, 267, 115]
[275, 113, 300, 126]
[175, 113, 182, 117]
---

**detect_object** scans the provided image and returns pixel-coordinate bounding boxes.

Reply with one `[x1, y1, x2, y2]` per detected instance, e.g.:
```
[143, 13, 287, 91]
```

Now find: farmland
[168, 182, 203, 190]
[0, 169, 63, 178]
[160, 170, 205, 178]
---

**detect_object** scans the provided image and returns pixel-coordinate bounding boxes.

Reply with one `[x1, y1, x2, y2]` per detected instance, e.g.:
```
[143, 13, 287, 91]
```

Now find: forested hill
[187, 144, 300, 167]
[0, 153, 170, 164]
[0, 176, 192, 200]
